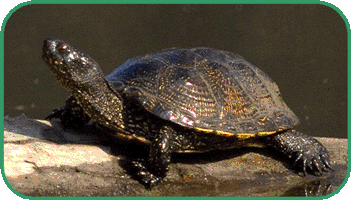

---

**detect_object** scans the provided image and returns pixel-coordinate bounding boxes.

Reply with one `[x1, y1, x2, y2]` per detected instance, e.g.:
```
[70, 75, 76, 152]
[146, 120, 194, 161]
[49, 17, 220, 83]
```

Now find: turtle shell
[106, 47, 300, 139]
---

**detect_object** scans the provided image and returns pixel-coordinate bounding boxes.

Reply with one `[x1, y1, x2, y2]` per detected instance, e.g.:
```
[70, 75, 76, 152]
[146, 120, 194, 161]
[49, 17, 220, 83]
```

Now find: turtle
[42, 38, 332, 189]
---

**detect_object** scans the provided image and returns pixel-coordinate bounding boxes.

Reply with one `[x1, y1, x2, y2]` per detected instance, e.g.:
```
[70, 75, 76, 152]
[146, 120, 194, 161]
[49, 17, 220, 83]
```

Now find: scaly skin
[266, 130, 333, 175]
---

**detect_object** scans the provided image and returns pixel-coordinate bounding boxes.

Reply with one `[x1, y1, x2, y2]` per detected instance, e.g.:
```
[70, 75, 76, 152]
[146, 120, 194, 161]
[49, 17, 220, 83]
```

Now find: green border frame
[0, 0, 349, 199]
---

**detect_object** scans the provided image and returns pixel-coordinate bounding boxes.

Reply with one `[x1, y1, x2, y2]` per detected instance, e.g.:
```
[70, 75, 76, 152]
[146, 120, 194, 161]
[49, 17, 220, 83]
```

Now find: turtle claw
[321, 154, 334, 172]
[312, 159, 323, 175]
[301, 157, 307, 176]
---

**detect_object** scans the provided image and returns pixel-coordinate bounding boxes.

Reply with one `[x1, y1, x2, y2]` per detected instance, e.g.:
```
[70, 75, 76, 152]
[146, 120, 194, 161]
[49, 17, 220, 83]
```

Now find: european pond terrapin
[42, 38, 332, 189]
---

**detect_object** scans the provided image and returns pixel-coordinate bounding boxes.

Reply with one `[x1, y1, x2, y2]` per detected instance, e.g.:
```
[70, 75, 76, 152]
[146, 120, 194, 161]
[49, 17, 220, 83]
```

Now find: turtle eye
[57, 44, 69, 53]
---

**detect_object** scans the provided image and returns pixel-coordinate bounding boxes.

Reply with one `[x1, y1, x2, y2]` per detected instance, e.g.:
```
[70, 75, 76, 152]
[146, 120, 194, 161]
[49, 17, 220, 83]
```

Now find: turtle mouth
[42, 51, 62, 73]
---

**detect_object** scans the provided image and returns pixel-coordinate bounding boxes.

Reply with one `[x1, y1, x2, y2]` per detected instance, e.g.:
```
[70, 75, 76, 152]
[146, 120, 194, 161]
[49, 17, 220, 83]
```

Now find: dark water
[4, 4, 347, 138]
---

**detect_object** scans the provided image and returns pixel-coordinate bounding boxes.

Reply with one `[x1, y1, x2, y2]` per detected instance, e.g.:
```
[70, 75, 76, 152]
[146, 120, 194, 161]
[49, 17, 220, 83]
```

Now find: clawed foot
[293, 145, 333, 176]
[269, 130, 333, 176]
[45, 106, 72, 129]
[45, 96, 90, 129]
[121, 158, 164, 189]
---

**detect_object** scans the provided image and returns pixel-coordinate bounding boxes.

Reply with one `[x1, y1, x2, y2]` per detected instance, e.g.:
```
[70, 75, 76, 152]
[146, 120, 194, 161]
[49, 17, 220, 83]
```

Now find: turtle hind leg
[122, 126, 173, 189]
[266, 130, 333, 175]
[45, 95, 90, 129]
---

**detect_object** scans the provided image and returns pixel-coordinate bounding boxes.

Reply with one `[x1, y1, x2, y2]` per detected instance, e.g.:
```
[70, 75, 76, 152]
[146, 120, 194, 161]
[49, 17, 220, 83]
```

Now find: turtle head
[42, 38, 105, 91]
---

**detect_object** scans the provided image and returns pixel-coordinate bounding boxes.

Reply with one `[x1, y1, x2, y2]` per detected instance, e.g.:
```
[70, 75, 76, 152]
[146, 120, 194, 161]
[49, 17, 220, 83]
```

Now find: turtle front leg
[266, 130, 333, 175]
[45, 95, 90, 129]
[126, 126, 173, 189]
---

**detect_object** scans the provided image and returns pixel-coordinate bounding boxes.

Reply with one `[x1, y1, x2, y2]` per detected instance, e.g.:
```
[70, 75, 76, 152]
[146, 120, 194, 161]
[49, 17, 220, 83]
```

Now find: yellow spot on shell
[237, 133, 256, 140]
[257, 131, 276, 136]
[195, 127, 213, 133]
[216, 130, 235, 137]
